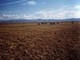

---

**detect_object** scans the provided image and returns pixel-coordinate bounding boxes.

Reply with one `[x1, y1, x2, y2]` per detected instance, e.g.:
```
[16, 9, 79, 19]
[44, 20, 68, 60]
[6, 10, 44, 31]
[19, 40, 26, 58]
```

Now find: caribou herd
[38, 22, 74, 25]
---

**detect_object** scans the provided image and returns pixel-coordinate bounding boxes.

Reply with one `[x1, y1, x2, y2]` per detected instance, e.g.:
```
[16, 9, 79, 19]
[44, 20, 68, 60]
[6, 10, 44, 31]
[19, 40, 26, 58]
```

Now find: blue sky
[0, 0, 80, 20]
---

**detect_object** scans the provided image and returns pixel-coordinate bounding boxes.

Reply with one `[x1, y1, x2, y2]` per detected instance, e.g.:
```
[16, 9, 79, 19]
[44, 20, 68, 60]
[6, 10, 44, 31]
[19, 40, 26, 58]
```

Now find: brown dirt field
[0, 22, 80, 60]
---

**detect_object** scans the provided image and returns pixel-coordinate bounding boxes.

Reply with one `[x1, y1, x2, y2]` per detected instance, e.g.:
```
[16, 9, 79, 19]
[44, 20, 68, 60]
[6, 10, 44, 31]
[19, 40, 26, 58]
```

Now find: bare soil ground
[0, 22, 80, 60]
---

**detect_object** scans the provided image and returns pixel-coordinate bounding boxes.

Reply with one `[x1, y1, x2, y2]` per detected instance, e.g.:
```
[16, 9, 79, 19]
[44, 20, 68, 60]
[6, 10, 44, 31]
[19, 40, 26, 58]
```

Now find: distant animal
[50, 22, 55, 25]
[71, 22, 74, 24]
[56, 22, 59, 24]
[44, 23, 47, 24]
[41, 22, 47, 25]
[42, 23, 44, 24]
[50, 23, 52, 25]
[53, 23, 55, 24]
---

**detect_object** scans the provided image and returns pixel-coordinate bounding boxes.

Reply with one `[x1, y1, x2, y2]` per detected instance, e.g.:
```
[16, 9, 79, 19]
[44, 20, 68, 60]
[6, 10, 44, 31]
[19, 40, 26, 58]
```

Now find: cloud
[32, 5, 80, 19]
[0, 15, 4, 19]
[27, 1, 37, 5]
[23, 1, 45, 6]
[0, 14, 36, 20]
[0, 14, 20, 20]
[74, 5, 80, 9]
[34, 10, 65, 19]
[0, 5, 80, 20]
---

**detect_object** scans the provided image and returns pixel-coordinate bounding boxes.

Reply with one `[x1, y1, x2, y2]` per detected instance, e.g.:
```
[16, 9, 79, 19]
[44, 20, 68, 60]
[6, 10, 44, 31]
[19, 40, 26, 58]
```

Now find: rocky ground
[0, 22, 80, 60]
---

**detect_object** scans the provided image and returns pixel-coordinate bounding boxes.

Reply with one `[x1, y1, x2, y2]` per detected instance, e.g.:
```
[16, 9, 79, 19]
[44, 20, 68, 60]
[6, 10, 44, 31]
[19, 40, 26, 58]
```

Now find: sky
[0, 0, 80, 20]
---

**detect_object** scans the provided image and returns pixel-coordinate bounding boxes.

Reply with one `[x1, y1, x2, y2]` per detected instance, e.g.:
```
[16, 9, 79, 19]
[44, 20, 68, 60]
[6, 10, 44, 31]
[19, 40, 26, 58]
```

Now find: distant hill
[0, 18, 80, 23]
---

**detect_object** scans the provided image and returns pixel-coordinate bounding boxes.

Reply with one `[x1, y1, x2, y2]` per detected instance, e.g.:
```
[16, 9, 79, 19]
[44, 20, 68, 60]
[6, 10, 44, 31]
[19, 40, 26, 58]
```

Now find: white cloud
[0, 14, 20, 20]
[27, 1, 37, 5]
[1, 5, 80, 20]
[0, 14, 35, 20]
[0, 15, 4, 19]
[74, 5, 80, 9]
[23, 1, 45, 6]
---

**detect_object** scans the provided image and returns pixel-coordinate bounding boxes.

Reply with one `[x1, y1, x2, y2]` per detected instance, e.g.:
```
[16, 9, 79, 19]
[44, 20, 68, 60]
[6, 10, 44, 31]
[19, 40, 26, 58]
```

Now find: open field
[0, 21, 80, 60]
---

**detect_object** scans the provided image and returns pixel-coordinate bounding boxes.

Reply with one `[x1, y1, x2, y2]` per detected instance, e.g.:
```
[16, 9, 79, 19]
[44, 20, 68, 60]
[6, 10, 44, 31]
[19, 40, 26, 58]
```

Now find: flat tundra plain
[0, 21, 80, 60]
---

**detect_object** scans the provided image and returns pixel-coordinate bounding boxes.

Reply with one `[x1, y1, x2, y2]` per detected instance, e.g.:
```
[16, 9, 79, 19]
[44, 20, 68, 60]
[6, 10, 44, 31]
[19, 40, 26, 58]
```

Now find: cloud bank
[27, 0, 37, 5]
[0, 5, 80, 20]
